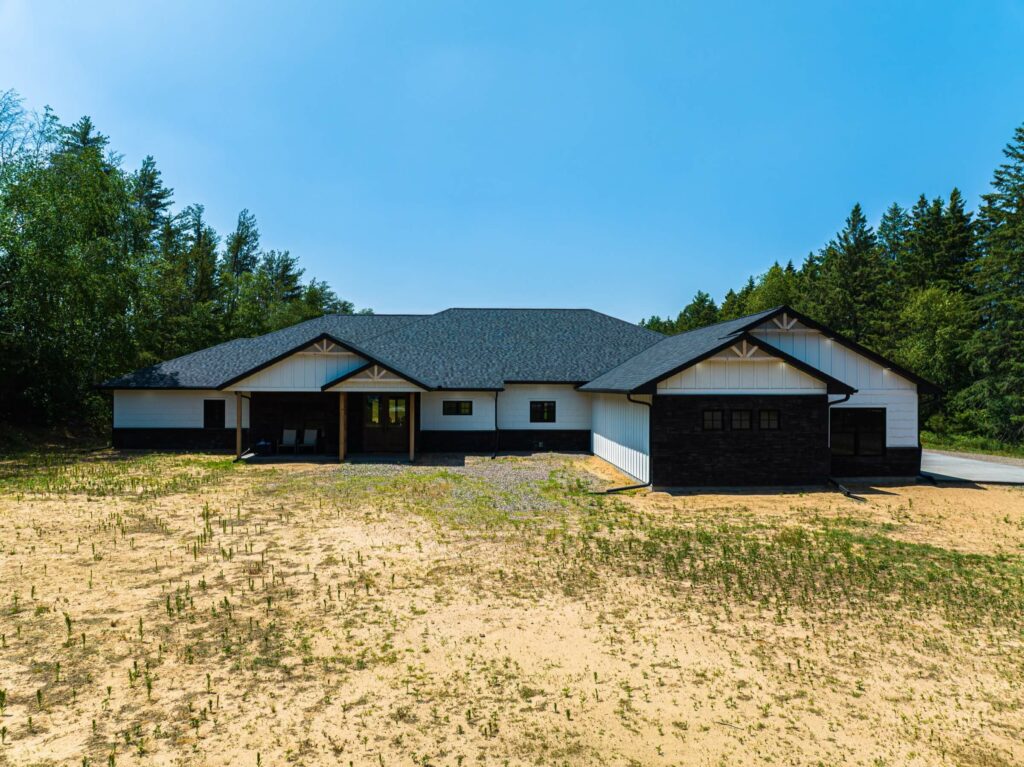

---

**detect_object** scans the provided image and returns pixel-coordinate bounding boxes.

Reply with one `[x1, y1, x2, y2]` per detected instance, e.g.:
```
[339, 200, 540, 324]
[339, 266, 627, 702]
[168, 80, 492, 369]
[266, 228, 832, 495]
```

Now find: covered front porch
[232, 391, 419, 462]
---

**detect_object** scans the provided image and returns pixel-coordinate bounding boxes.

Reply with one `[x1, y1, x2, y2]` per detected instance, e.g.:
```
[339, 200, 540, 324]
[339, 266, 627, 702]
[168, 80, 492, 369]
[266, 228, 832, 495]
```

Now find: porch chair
[296, 428, 318, 454]
[279, 429, 298, 453]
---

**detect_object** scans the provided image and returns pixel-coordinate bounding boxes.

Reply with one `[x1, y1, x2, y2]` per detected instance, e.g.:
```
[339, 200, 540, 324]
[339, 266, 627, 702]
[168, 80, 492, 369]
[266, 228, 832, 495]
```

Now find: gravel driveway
[922, 450, 1024, 484]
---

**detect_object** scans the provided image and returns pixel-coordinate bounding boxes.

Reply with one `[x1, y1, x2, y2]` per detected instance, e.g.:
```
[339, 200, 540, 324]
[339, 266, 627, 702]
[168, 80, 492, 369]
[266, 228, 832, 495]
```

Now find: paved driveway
[921, 450, 1024, 484]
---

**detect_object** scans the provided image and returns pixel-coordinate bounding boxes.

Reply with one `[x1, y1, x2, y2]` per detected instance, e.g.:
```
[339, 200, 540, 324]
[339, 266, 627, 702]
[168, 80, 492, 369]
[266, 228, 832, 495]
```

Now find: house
[101, 306, 936, 486]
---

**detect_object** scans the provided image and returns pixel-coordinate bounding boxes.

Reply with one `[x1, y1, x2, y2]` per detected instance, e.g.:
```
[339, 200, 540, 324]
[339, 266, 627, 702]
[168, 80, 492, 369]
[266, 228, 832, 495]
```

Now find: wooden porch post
[408, 393, 416, 463]
[235, 392, 242, 459]
[338, 392, 347, 462]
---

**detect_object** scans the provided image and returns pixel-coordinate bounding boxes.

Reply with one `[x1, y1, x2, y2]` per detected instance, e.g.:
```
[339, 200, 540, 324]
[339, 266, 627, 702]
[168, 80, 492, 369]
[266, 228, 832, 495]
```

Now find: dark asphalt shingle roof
[103, 304, 924, 395]
[353, 308, 665, 389]
[101, 314, 426, 389]
[578, 307, 782, 392]
[101, 309, 663, 390]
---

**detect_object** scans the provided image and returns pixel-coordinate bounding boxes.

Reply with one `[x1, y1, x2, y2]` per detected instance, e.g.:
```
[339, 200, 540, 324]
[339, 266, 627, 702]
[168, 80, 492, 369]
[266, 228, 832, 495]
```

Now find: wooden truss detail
[728, 340, 759, 358]
[770, 313, 799, 331]
[308, 339, 340, 353]
[351, 364, 405, 382]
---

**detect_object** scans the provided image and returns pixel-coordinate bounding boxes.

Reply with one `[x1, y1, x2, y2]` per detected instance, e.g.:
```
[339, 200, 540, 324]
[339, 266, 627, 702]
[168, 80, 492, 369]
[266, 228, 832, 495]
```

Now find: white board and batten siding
[113, 390, 249, 429]
[422, 384, 589, 432]
[496, 384, 592, 430]
[751, 317, 919, 447]
[420, 392, 496, 431]
[657, 342, 826, 395]
[224, 341, 366, 392]
[591, 393, 650, 483]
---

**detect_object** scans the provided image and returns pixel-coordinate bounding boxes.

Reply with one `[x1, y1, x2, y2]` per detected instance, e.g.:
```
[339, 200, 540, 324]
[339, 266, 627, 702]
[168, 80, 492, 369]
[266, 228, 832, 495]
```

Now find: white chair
[279, 429, 298, 453]
[296, 429, 318, 454]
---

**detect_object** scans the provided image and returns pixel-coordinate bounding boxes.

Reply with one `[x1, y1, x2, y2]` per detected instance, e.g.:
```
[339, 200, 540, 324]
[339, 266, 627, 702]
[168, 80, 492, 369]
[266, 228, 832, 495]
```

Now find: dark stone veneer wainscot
[650, 394, 830, 486]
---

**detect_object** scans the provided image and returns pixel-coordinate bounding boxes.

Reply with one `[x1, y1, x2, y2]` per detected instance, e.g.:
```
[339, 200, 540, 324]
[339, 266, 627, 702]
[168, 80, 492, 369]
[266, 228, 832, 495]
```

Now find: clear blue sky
[2, 1, 1023, 321]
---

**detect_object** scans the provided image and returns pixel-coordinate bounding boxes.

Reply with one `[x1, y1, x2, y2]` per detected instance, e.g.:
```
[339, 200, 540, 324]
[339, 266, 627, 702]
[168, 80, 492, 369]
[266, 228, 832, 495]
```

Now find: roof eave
[217, 331, 432, 392]
[626, 332, 857, 396]
[97, 384, 218, 391]
[577, 386, 634, 394]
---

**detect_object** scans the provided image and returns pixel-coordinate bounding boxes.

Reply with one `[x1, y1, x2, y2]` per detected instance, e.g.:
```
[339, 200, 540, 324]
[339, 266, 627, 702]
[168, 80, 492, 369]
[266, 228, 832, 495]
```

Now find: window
[830, 408, 885, 456]
[759, 409, 780, 430]
[443, 400, 473, 416]
[530, 401, 556, 423]
[731, 410, 752, 430]
[388, 397, 407, 426]
[702, 410, 724, 431]
[365, 395, 381, 426]
[203, 399, 226, 429]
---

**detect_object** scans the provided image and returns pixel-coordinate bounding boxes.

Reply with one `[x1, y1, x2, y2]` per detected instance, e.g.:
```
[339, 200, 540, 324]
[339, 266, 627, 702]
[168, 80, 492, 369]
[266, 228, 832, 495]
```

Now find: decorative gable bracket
[770, 312, 799, 331]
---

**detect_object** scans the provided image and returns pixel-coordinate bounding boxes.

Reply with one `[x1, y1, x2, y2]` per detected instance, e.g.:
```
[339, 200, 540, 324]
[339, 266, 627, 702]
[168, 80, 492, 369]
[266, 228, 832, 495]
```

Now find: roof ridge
[661, 305, 783, 341]
[325, 312, 428, 318]
[348, 313, 435, 342]
[441, 307, 605, 312]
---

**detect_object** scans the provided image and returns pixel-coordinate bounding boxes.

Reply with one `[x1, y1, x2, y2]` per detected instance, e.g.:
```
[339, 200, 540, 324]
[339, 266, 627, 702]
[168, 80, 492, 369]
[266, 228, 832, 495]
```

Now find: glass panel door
[361, 394, 409, 452]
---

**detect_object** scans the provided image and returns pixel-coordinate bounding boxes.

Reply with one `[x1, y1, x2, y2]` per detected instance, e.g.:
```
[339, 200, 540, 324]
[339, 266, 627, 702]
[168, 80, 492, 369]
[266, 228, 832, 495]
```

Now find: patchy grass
[922, 430, 1024, 459]
[533, 472, 1024, 628]
[0, 450, 237, 497]
[0, 452, 1022, 766]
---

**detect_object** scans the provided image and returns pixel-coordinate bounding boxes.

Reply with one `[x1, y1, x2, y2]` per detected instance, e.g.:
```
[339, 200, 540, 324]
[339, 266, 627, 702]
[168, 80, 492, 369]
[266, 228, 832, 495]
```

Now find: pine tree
[183, 205, 220, 303]
[674, 291, 720, 331]
[878, 202, 911, 263]
[638, 314, 676, 334]
[803, 204, 887, 343]
[133, 157, 172, 229]
[941, 187, 977, 292]
[640, 291, 721, 335]
[902, 194, 946, 290]
[59, 116, 108, 154]
[719, 277, 756, 320]
[963, 124, 1024, 440]
[223, 209, 260, 277]
[744, 261, 801, 312]
[129, 156, 173, 252]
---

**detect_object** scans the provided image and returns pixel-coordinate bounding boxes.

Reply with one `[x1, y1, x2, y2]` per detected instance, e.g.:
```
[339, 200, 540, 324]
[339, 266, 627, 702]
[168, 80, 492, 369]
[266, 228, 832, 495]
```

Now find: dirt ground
[0, 451, 1022, 767]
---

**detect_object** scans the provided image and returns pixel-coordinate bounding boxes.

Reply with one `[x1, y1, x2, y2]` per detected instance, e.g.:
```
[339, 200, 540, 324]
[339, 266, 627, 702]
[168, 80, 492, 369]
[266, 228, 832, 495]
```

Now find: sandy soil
[622, 478, 1024, 558]
[0, 453, 1022, 767]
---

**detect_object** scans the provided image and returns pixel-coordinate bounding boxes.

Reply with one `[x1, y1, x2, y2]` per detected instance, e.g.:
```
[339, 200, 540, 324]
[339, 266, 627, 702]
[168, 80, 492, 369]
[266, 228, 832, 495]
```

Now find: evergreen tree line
[0, 90, 362, 429]
[641, 123, 1024, 444]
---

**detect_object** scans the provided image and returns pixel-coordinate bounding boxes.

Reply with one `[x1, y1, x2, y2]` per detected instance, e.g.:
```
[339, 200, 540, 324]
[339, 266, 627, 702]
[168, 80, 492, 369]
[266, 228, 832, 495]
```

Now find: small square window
[530, 401, 556, 423]
[203, 399, 226, 429]
[759, 410, 780, 430]
[442, 400, 473, 416]
[731, 410, 751, 430]
[702, 410, 724, 431]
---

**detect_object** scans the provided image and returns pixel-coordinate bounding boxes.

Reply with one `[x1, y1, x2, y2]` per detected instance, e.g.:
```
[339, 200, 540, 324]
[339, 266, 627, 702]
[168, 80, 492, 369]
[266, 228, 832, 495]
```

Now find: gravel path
[339, 452, 594, 488]
[249, 452, 605, 514]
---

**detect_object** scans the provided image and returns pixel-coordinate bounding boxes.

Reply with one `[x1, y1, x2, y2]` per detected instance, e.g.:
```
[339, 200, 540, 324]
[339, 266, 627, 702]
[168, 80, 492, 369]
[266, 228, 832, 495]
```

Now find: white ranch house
[103, 306, 935, 486]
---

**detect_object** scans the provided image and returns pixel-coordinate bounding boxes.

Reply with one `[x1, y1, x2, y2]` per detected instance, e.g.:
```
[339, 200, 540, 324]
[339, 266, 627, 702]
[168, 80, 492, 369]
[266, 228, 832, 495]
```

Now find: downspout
[492, 390, 500, 459]
[825, 392, 864, 500]
[605, 393, 653, 494]
[827, 395, 851, 413]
